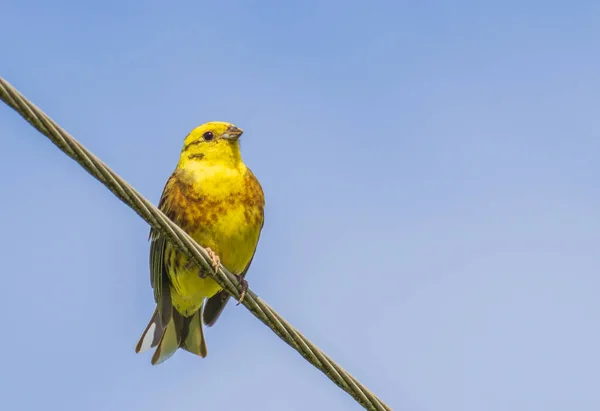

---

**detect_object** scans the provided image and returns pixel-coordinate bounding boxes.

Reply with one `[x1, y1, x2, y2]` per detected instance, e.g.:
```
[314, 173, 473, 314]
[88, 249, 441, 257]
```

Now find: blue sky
[1, 1, 600, 410]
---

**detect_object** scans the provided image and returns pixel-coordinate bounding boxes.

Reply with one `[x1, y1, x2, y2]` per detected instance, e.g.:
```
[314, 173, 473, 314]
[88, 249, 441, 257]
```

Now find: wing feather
[148, 175, 177, 324]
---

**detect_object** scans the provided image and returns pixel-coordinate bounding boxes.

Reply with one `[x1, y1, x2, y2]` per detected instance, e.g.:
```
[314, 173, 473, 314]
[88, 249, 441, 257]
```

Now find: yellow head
[179, 121, 244, 168]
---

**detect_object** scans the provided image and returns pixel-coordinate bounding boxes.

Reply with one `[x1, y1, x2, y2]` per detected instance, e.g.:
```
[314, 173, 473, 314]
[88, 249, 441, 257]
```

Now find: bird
[135, 121, 265, 365]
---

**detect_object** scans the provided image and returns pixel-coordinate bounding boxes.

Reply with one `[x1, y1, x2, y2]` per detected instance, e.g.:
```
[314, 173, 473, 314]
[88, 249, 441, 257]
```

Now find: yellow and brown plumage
[135, 121, 265, 365]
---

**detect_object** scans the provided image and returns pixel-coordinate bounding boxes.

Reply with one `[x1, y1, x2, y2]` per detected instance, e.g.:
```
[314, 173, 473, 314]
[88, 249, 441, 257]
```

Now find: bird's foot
[206, 247, 221, 273]
[236, 278, 249, 305]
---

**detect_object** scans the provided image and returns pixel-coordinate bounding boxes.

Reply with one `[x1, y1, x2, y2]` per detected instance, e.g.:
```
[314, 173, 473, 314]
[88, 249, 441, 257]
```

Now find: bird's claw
[236, 278, 248, 305]
[205, 247, 220, 273]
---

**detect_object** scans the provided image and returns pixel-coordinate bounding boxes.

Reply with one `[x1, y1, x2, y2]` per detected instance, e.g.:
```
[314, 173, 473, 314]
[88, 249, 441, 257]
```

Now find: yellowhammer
[135, 121, 265, 365]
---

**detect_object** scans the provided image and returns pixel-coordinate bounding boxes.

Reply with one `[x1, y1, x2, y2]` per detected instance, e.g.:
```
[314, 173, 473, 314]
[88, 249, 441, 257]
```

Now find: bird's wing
[148, 175, 177, 325]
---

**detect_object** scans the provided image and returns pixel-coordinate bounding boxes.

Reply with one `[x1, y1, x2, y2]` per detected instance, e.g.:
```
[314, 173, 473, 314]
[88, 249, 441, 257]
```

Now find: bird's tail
[135, 303, 208, 365]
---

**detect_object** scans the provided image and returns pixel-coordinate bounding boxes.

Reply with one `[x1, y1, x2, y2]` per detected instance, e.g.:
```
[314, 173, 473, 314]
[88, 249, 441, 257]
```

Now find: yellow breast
[160, 164, 264, 315]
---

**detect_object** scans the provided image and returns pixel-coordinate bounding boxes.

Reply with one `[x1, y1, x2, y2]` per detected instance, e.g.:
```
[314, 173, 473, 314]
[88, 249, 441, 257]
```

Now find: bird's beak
[222, 125, 243, 141]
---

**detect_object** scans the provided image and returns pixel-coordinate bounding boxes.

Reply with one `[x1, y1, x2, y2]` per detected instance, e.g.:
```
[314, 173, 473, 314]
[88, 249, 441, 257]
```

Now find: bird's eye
[203, 131, 214, 141]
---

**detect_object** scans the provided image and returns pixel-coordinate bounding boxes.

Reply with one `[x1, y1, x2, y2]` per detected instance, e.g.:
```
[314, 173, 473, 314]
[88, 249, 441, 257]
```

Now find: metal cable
[0, 76, 392, 411]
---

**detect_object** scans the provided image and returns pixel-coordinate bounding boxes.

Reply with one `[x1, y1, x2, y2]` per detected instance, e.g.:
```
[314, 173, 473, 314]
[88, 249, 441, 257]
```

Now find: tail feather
[135, 307, 163, 354]
[151, 312, 182, 365]
[136, 302, 207, 364]
[181, 307, 208, 358]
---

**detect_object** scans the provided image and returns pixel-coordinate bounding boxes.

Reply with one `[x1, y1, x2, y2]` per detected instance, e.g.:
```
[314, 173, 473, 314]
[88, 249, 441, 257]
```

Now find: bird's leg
[236, 278, 249, 305]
